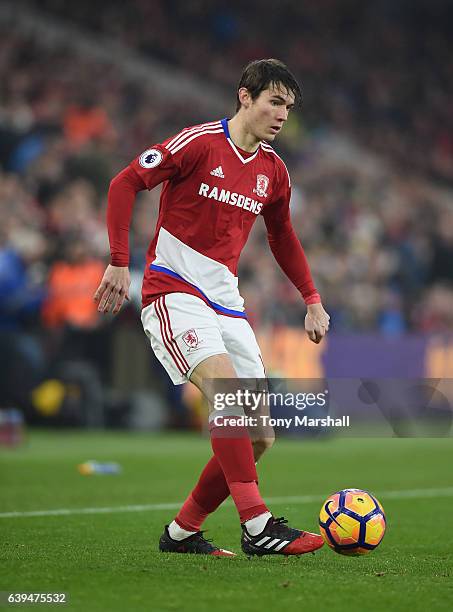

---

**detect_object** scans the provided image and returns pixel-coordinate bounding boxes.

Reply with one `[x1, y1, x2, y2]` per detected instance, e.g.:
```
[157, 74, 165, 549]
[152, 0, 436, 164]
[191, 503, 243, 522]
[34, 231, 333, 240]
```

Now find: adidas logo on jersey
[210, 165, 225, 178]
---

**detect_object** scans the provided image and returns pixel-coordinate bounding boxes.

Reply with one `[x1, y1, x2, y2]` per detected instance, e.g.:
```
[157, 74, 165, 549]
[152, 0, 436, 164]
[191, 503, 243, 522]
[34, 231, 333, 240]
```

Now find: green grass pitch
[1, 431, 452, 611]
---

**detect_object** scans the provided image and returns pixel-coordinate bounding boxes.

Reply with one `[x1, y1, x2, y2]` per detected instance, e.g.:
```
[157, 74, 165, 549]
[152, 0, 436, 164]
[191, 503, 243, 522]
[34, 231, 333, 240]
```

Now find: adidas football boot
[241, 516, 324, 557]
[159, 525, 235, 557]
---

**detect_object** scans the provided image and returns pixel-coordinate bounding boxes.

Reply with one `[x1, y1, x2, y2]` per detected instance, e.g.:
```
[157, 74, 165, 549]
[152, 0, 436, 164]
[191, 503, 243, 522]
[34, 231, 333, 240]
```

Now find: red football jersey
[107, 118, 319, 315]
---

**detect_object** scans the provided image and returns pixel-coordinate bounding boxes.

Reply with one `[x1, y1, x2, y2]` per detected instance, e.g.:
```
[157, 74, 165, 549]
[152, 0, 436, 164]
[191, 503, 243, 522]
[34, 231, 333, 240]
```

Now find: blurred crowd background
[1, 0, 452, 429]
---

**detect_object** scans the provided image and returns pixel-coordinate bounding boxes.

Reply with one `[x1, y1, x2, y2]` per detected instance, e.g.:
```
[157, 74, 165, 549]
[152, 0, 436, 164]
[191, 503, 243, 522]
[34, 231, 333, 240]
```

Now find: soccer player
[94, 59, 330, 557]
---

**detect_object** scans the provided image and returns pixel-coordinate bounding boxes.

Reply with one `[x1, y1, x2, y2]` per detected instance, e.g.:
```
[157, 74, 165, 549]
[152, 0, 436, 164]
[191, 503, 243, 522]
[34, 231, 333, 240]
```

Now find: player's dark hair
[236, 59, 302, 112]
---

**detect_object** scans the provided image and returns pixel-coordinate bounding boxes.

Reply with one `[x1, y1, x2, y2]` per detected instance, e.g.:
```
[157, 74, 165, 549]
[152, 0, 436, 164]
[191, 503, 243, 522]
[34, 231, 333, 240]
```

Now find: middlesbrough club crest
[253, 174, 269, 198]
[182, 329, 199, 349]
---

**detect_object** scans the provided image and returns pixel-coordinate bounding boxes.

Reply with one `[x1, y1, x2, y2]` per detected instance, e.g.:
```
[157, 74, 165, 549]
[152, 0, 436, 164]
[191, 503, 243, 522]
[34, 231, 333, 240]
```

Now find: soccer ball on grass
[319, 488, 386, 555]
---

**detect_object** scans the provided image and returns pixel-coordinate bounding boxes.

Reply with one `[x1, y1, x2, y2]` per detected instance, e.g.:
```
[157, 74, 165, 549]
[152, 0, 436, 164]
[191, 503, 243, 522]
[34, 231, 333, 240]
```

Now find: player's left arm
[262, 170, 330, 344]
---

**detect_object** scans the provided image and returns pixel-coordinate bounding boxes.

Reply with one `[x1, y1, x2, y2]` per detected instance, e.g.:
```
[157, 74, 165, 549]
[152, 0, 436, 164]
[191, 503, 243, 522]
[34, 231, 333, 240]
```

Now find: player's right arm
[94, 145, 180, 314]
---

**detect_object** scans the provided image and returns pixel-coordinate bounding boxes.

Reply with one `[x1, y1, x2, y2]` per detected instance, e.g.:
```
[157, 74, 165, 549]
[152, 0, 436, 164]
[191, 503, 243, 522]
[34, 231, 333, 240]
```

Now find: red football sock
[177, 451, 243, 530]
[175, 420, 269, 530]
[192, 455, 230, 513]
[210, 417, 269, 523]
[174, 493, 209, 532]
[174, 456, 229, 531]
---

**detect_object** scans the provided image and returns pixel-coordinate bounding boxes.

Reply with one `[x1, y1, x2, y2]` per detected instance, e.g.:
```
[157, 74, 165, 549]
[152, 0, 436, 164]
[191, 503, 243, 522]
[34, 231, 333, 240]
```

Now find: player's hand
[94, 264, 131, 315]
[305, 303, 330, 344]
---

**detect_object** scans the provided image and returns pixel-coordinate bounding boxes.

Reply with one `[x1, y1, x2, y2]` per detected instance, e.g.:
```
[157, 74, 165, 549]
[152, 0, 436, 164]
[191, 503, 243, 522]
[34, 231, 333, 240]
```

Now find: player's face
[248, 85, 295, 141]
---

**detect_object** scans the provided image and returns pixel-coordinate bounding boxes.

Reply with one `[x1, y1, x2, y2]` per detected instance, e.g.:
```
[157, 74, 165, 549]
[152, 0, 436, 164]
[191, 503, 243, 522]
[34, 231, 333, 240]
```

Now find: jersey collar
[221, 118, 260, 165]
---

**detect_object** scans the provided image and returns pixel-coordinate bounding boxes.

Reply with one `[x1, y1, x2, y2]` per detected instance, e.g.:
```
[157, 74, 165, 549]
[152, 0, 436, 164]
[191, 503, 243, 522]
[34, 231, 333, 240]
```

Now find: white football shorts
[141, 293, 265, 385]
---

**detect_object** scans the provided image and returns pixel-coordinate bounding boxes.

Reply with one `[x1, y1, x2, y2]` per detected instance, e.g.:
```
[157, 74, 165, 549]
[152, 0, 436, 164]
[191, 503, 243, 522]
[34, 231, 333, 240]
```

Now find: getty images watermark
[212, 388, 350, 430]
[207, 378, 453, 437]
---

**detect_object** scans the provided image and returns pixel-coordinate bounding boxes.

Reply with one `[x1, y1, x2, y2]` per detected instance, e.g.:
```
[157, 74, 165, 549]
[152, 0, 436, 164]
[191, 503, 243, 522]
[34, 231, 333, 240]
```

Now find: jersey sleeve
[130, 144, 179, 190]
[107, 135, 201, 266]
[131, 130, 204, 189]
[261, 162, 320, 304]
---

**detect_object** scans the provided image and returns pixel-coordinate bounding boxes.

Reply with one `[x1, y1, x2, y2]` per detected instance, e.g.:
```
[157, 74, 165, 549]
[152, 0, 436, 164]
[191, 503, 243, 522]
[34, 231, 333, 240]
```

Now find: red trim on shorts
[155, 297, 189, 375]
[155, 298, 185, 374]
[161, 296, 190, 370]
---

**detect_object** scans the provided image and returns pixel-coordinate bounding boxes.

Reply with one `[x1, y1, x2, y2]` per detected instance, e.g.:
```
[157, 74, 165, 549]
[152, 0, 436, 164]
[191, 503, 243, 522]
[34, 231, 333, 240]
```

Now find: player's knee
[190, 353, 237, 396]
